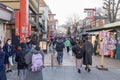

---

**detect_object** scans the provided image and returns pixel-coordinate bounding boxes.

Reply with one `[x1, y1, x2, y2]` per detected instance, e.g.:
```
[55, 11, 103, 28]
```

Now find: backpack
[19, 50, 27, 65]
[31, 52, 43, 72]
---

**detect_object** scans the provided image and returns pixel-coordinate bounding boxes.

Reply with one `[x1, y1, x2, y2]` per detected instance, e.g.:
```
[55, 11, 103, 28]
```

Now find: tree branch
[114, 0, 120, 21]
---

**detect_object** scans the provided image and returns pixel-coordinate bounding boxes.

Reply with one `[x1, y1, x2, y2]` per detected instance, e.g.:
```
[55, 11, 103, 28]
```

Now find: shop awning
[85, 21, 120, 32]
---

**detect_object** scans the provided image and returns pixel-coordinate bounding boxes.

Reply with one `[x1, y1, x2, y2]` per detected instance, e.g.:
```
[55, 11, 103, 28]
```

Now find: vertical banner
[20, 0, 29, 42]
[28, 24, 31, 36]
[15, 11, 20, 36]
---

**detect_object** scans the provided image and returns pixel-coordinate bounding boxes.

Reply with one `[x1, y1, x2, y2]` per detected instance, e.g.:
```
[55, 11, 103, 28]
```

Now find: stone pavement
[45, 49, 120, 68]
[7, 49, 120, 80]
[7, 67, 120, 80]
[43, 67, 120, 80]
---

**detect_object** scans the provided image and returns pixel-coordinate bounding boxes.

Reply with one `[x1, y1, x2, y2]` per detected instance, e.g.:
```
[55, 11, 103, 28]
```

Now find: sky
[45, 0, 103, 25]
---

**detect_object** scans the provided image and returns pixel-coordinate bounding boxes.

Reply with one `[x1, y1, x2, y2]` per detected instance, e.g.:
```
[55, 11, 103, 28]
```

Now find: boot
[88, 68, 91, 72]
[78, 69, 81, 73]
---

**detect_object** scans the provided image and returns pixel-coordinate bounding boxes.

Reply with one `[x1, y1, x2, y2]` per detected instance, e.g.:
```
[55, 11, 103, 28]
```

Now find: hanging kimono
[99, 39, 108, 55]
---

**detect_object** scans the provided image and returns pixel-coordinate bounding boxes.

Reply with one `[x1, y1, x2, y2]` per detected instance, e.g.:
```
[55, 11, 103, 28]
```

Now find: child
[0, 40, 7, 80]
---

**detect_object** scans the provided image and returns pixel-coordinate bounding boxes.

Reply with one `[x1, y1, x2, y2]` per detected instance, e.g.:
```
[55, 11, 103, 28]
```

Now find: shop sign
[20, 0, 29, 42]
[15, 11, 20, 36]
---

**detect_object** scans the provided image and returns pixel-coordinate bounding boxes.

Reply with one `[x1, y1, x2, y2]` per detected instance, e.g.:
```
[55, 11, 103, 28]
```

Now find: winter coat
[26, 42, 32, 52]
[64, 40, 71, 47]
[15, 49, 28, 70]
[72, 45, 84, 59]
[24, 49, 43, 80]
[0, 50, 5, 71]
[83, 40, 93, 65]
[3, 44, 14, 64]
[70, 38, 76, 46]
[3, 44, 14, 57]
[55, 42, 65, 52]
[0, 50, 7, 80]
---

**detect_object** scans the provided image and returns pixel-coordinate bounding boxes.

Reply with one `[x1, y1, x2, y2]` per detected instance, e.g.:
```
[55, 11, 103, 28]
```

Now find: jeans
[57, 51, 63, 65]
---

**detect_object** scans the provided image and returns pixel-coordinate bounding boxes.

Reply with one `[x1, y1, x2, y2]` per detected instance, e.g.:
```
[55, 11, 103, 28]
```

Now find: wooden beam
[0, 1, 20, 9]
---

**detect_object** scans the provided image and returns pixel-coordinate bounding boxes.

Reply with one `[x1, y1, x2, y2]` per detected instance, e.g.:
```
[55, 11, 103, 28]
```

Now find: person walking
[15, 42, 28, 80]
[70, 37, 76, 56]
[83, 36, 93, 72]
[64, 38, 71, 54]
[3, 39, 14, 72]
[94, 39, 98, 55]
[24, 41, 43, 80]
[26, 37, 32, 52]
[72, 40, 84, 73]
[55, 38, 65, 65]
[0, 40, 7, 80]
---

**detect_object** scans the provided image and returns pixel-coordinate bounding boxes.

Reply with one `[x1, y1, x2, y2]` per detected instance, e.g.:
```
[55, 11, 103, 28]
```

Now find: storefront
[85, 21, 120, 59]
[98, 30, 117, 58]
[0, 3, 13, 46]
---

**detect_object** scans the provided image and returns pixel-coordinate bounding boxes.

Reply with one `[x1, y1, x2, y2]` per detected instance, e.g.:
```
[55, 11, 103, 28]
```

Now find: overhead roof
[85, 21, 120, 32]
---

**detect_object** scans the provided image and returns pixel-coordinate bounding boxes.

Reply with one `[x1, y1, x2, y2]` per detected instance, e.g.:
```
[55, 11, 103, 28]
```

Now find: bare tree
[66, 14, 80, 33]
[96, 8, 107, 17]
[103, 0, 120, 23]
[66, 14, 80, 25]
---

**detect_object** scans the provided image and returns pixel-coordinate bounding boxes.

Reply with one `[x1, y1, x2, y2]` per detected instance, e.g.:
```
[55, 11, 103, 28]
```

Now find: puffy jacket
[72, 45, 84, 59]
[55, 42, 65, 52]
[0, 51, 5, 71]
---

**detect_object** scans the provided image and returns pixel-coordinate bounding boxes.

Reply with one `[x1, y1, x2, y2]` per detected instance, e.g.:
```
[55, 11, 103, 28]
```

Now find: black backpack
[18, 50, 27, 65]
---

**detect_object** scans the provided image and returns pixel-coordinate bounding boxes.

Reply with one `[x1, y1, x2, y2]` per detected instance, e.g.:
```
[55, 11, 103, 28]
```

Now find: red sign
[20, 0, 29, 42]
[15, 11, 20, 36]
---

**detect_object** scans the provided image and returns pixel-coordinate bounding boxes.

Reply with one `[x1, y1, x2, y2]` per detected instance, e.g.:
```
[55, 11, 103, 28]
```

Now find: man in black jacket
[55, 38, 65, 65]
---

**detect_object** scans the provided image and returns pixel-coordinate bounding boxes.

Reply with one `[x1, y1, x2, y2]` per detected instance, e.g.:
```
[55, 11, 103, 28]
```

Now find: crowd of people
[0, 34, 94, 80]
[0, 37, 44, 80]
[49, 34, 94, 73]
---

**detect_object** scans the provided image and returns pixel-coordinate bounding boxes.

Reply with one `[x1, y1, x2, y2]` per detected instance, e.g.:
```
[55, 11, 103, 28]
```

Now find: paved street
[1, 0, 120, 80]
[7, 50, 120, 80]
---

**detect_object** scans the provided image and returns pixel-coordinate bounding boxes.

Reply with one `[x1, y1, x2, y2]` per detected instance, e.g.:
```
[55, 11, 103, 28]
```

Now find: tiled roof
[39, 0, 47, 7]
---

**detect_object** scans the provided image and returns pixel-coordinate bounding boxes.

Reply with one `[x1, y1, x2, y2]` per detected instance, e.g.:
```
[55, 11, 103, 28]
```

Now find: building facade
[0, 3, 13, 46]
